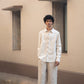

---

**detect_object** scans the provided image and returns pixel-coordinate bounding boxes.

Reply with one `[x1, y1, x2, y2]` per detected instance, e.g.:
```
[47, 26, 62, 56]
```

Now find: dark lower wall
[0, 60, 84, 84]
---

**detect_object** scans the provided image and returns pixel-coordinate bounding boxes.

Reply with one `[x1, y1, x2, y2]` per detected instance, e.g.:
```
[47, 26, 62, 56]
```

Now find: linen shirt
[37, 28, 62, 62]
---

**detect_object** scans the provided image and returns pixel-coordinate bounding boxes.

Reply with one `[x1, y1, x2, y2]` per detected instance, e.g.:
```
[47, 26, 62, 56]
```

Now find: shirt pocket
[50, 33, 57, 42]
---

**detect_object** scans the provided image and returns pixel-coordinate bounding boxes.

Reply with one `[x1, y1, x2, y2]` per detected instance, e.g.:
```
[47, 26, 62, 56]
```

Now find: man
[37, 15, 62, 84]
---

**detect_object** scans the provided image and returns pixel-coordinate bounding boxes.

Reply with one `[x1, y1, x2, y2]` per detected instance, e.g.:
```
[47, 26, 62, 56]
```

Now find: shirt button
[47, 46, 48, 48]
[46, 46, 48, 50]
[47, 37, 49, 39]
[46, 40, 48, 43]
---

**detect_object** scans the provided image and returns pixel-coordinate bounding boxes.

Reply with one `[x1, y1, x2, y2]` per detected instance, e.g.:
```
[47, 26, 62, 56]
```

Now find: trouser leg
[38, 59, 47, 84]
[47, 62, 58, 84]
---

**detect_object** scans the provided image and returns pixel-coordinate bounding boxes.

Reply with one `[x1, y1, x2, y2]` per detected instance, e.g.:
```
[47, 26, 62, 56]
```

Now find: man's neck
[46, 27, 52, 31]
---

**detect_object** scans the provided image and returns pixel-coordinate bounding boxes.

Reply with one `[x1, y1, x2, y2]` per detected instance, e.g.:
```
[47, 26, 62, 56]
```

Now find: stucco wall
[0, 0, 84, 74]
[60, 0, 84, 73]
[0, 0, 52, 65]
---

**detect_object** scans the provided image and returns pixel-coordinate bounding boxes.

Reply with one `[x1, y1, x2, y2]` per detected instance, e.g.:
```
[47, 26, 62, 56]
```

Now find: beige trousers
[38, 59, 58, 84]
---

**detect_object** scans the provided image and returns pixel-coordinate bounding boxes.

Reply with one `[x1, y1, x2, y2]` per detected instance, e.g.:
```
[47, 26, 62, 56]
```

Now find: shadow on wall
[58, 70, 84, 84]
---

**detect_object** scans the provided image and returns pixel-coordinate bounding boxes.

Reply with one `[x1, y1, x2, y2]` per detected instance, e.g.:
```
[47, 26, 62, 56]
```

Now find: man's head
[43, 15, 54, 26]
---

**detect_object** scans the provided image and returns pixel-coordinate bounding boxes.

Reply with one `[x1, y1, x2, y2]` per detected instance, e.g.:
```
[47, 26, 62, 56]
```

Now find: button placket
[46, 32, 50, 61]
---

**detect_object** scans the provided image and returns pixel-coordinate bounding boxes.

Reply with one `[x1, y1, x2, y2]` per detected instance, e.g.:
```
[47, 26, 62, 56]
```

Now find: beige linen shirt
[37, 28, 62, 62]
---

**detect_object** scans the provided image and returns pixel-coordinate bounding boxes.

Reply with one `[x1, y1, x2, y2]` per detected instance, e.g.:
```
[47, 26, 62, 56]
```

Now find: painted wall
[60, 0, 84, 73]
[0, 0, 52, 65]
[0, 0, 84, 74]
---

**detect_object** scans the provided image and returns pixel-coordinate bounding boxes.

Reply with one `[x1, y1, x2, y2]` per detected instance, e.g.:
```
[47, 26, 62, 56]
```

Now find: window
[64, 4, 67, 52]
[52, 2, 67, 53]
[2, 5, 23, 50]
[12, 11, 21, 50]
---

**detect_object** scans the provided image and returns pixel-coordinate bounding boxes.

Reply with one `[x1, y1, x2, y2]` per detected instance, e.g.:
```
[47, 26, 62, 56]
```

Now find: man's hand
[54, 61, 60, 67]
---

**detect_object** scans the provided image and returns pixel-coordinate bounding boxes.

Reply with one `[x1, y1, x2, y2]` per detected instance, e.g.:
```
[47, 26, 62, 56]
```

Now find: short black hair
[43, 15, 54, 23]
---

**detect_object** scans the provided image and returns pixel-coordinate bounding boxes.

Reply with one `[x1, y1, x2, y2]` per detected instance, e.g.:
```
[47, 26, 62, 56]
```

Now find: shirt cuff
[56, 57, 61, 62]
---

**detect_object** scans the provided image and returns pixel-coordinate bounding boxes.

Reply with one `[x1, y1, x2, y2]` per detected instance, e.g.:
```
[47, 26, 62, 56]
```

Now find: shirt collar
[44, 28, 54, 33]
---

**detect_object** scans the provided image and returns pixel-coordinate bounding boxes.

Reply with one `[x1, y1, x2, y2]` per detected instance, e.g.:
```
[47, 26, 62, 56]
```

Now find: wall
[59, 0, 84, 74]
[0, 0, 84, 75]
[0, 0, 52, 66]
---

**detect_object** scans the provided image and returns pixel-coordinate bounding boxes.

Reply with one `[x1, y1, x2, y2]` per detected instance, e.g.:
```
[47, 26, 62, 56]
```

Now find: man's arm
[55, 32, 62, 62]
[37, 32, 41, 57]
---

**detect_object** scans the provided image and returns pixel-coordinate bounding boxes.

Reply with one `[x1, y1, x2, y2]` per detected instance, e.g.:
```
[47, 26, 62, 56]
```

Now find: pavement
[0, 72, 37, 84]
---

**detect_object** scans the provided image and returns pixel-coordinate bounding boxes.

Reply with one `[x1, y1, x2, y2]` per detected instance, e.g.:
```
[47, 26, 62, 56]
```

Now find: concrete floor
[0, 72, 38, 84]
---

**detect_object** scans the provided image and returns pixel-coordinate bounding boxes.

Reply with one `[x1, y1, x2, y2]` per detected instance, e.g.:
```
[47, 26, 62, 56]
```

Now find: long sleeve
[56, 32, 62, 62]
[37, 32, 41, 57]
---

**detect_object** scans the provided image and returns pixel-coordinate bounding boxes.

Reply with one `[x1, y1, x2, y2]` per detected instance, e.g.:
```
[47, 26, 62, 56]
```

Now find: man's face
[45, 19, 53, 27]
